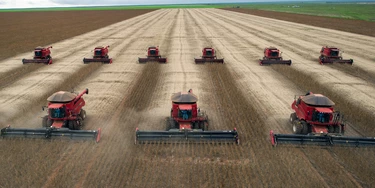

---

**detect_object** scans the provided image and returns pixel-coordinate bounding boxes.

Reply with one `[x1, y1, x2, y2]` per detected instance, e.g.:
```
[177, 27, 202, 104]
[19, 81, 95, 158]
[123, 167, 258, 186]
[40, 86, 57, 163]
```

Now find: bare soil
[0, 8, 374, 187]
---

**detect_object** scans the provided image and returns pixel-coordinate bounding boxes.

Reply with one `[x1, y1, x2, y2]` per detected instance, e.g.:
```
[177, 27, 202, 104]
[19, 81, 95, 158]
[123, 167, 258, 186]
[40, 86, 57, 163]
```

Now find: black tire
[42, 115, 48, 127]
[292, 120, 303, 134]
[68, 120, 74, 130]
[340, 124, 345, 135]
[290, 113, 297, 124]
[328, 126, 334, 133]
[47, 119, 53, 127]
[301, 121, 309, 134]
[203, 123, 208, 131]
[68, 117, 83, 130]
[334, 126, 341, 134]
[80, 109, 87, 120]
[165, 118, 172, 131]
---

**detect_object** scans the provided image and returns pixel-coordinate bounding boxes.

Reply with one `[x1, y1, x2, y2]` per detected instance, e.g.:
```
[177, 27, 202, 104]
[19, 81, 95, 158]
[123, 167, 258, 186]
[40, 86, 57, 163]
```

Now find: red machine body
[135, 89, 239, 144]
[83, 45, 112, 64]
[22, 46, 53, 64]
[195, 47, 224, 64]
[168, 89, 209, 130]
[290, 92, 345, 135]
[43, 88, 89, 130]
[259, 47, 291, 65]
[0, 88, 101, 142]
[319, 46, 353, 65]
[138, 46, 167, 63]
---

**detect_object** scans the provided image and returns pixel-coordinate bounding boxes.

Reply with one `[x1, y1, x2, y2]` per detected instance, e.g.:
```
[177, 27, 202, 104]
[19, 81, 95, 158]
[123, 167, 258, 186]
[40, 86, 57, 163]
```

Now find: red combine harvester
[135, 89, 239, 144]
[194, 47, 224, 64]
[83, 46, 112, 64]
[270, 92, 375, 147]
[319, 46, 353, 65]
[22, 46, 53, 65]
[138, 46, 167, 63]
[1, 88, 101, 142]
[259, 47, 291, 66]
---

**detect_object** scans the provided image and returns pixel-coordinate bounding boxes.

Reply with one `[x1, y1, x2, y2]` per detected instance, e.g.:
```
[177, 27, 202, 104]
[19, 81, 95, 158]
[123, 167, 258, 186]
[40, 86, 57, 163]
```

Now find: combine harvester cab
[259, 47, 291, 66]
[1, 88, 101, 142]
[83, 45, 112, 64]
[319, 46, 353, 65]
[22, 46, 53, 65]
[270, 92, 375, 147]
[138, 46, 167, 63]
[135, 89, 239, 144]
[194, 47, 224, 64]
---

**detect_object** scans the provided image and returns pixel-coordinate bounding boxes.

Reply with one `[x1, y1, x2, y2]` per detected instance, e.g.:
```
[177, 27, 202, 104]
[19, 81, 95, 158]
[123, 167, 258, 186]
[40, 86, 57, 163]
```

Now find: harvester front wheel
[290, 113, 297, 124]
[42, 115, 48, 127]
[301, 121, 308, 134]
[69, 118, 83, 130]
[334, 126, 341, 134]
[292, 120, 303, 134]
[328, 126, 334, 133]
[165, 118, 172, 130]
[80, 109, 87, 120]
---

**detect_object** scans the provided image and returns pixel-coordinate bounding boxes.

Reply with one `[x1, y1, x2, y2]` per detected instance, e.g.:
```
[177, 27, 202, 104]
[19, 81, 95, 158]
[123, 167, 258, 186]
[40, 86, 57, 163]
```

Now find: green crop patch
[226, 2, 375, 22]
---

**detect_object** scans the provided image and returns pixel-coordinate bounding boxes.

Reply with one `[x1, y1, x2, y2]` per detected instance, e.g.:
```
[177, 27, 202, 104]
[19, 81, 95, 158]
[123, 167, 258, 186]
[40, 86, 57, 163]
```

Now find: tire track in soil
[73, 9, 177, 188]
[40, 10, 174, 188]
[0, 10, 167, 90]
[190, 8, 356, 187]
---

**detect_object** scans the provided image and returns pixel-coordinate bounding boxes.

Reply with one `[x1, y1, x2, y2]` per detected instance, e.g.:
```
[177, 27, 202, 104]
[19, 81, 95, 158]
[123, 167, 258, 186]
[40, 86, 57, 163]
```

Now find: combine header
[135, 89, 239, 144]
[319, 46, 353, 65]
[22, 46, 53, 65]
[1, 88, 101, 142]
[194, 47, 224, 64]
[259, 47, 291, 66]
[138, 46, 167, 63]
[270, 92, 375, 147]
[83, 46, 112, 64]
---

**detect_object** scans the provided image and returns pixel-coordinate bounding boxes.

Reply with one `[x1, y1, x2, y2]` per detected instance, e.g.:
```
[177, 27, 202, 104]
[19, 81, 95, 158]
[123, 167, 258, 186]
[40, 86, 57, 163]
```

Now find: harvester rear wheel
[292, 120, 303, 134]
[42, 115, 48, 127]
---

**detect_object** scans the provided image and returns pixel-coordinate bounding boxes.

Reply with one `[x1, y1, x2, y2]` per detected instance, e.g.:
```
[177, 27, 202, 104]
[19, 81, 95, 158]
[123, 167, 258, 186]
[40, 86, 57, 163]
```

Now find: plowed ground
[0, 9, 374, 187]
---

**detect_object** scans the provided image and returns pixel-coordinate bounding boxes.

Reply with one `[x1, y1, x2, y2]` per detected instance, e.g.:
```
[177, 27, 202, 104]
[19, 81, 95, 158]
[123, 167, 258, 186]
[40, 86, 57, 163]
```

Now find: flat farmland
[0, 8, 374, 187]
